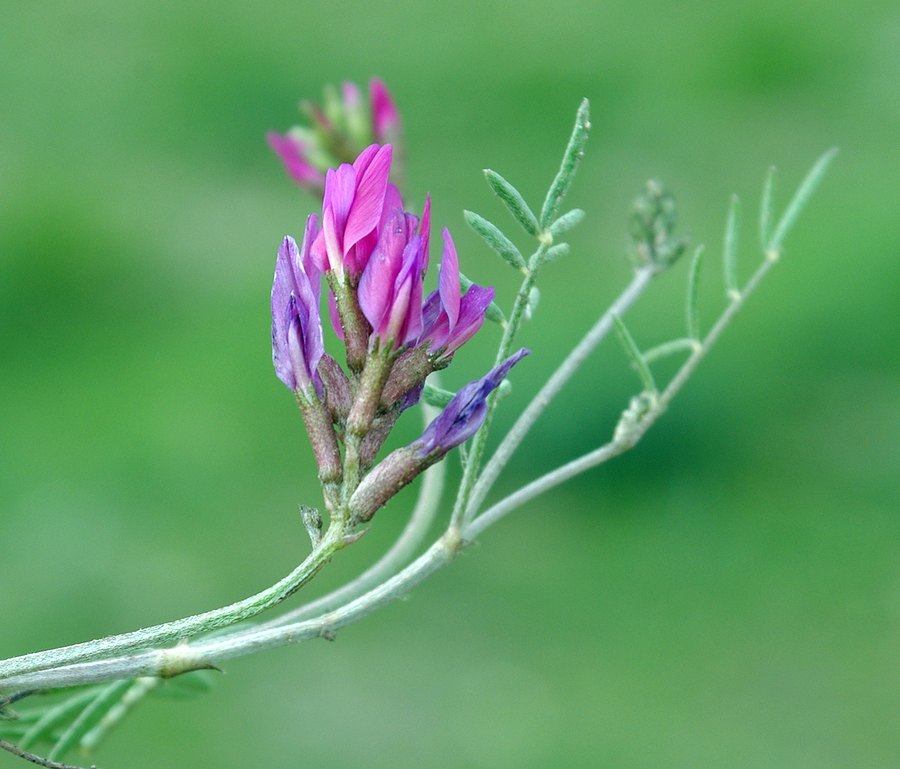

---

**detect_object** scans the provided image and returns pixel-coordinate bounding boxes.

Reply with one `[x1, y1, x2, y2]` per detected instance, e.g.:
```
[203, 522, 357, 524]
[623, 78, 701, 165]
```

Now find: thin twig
[260, 399, 445, 629]
[463, 266, 654, 525]
[0, 738, 97, 769]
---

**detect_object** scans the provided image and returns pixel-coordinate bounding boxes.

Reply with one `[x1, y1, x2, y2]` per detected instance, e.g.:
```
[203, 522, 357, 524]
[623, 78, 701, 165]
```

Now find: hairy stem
[463, 266, 654, 526]
[0, 523, 347, 684]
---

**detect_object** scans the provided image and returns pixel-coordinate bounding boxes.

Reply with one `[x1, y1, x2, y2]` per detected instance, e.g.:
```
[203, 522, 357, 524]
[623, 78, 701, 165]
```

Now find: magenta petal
[352, 143, 380, 177]
[359, 208, 408, 331]
[370, 78, 401, 143]
[343, 144, 392, 254]
[322, 205, 343, 274]
[439, 228, 460, 330]
[445, 285, 494, 354]
[267, 132, 324, 187]
[329, 164, 357, 232]
[418, 194, 432, 273]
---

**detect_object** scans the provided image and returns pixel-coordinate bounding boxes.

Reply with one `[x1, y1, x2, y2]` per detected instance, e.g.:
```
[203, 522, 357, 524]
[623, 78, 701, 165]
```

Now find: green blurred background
[1, 1, 897, 767]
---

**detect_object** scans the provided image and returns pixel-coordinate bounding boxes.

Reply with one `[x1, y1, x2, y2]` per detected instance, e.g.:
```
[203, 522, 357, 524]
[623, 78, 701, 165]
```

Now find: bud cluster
[271, 119, 527, 525]
[629, 179, 689, 270]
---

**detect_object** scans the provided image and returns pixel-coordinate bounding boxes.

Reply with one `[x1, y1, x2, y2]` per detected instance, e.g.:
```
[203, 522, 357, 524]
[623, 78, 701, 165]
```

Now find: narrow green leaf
[759, 165, 777, 250]
[686, 245, 705, 340]
[524, 286, 540, 320]
[19, 690, 97, 751]
[542, 242, 570, 264]
[459, 271, 506, 325]
[422, 383, 455, 408]
[768, 147, 838, 252]
[81, 677, 162, 753]
[723, 196, 740, 298]
[644, 338, 699, 363]
[48, 680, 132, 761]
[613, 315, 657, 394]
[549, 208, 586, 237]
[464, 210, 527, 271]
[540, 98, 591, 228]
[484, 169, 539, 236]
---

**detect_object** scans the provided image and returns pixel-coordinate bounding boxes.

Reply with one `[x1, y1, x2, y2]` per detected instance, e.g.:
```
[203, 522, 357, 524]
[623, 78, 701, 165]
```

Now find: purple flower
[266, 132, 326, 193]
[358, 194, 431, 347]
[419, 229, 495, 360]
[271, 216, 325, 393]
[413, 349, 530, 456]
[310, 144, 393, 277]
[269, 79, 404, 198]
[348, 348, 530, 522]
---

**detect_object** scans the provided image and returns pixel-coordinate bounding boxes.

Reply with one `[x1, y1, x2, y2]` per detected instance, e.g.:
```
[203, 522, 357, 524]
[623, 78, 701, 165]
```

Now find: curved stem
[463, 267, 654, 525]
[450, 255, 542, 529]
[260, 400, 445, 629]
[0, 247, 782, 696]
[0, 523, 347, 683]
[468, 250, 780, 537]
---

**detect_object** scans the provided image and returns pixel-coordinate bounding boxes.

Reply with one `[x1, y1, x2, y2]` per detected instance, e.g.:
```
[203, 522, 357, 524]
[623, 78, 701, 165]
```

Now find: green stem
[451, 249, 543, 529]
[0, 523, 347, 683]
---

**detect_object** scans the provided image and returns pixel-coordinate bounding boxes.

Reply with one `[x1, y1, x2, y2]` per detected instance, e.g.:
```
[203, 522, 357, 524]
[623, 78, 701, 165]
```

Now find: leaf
[723, 195, 740, 299]
[47, 680, 132, 761]
[686, 244, 705, 340]
[549, 208, 585, 237]
[484, 169, 539, 236]
[19, 690, 97, 751]
[542, 243, 570, 264]
[768, 147, 838, 252]
[540, 98, 591, 228]
[613, 315, 657, 394]
[81, 678, 162, 753]
[422, 383, 455, 408]
[463, 210, 527, 271]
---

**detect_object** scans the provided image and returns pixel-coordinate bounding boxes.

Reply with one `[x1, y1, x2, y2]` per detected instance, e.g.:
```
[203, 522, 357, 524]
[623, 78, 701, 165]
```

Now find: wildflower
[271, 216, 324, 394]
[358, 194, 431, 347]
[269, 78, 404, 198]
[310, 144, 393, 278]
[412, 348, 530, 456]
[266, 132, 326, 194]
[419, 229, 495, 362]
[349, 349, 530, 521]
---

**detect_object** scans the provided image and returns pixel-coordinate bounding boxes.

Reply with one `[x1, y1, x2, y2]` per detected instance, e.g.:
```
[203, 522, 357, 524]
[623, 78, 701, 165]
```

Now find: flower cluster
[271, 136, 527, 522]
[268, 78, 403, 198]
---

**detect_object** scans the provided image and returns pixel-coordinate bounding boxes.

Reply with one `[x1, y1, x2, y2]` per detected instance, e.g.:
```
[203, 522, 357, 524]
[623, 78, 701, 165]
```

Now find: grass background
[1, 1, 897, 767]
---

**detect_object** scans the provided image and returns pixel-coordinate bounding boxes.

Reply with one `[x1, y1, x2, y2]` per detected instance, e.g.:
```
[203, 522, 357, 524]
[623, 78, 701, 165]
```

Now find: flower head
[310, 144, 393, 278]
[266, 132, 326, 193]
[269, 78, 404, 198]
[271, 216, 324, 393]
